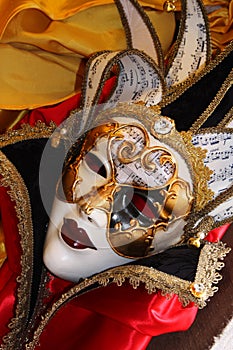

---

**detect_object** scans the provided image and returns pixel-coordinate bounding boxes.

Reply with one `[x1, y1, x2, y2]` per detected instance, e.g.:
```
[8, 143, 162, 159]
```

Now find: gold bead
[51, 132, 61, 148]
[188, 237, 201, 248]
[190, 282, 206, 298]
[163, 0, 176, 12]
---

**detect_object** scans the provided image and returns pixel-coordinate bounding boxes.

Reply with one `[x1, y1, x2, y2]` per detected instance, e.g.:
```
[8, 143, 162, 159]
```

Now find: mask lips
[61, 218, 97, 250]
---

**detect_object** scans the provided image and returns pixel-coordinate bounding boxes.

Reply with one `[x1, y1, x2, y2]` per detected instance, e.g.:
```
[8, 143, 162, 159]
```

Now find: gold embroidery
[181, 131, 214, 210]
[192, 242, 231, 307]
[0, 152, 33, 349]
[0, 122, 55, 350]
[0, 120, 56, 148]
[160, 41, 233, 109]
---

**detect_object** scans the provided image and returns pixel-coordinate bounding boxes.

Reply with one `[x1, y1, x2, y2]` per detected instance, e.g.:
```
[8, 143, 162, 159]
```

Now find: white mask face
[43, 114, 194, 282]
[43, 199, 130, 281]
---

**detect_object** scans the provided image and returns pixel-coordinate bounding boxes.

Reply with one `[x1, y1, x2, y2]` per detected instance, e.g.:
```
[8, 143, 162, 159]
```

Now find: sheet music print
[192, 132, 233, 223]
[166, 0, 207, 87]
[111, 125, 175, 188]
[107, 54, 162, 107]
[209, 199, 233, 223]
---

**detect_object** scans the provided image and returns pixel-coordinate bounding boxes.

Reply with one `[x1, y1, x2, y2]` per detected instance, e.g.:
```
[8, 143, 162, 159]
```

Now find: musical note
[192, 133, 232, 147]
[214, 205, 233, 222]
[209, 164, 233, 185]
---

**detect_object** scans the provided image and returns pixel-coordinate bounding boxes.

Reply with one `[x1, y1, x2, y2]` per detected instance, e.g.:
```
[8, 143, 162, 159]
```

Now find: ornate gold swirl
[111, 124, 148, 163]
[111, 123, 178, 189]
[117, 139, 141, 162]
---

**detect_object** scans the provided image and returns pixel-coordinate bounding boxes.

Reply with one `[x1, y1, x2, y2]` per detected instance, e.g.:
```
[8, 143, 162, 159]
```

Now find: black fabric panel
[162, 48, 233, 131]
[133, 245, 200, 282]
[2, 139, 65, 318]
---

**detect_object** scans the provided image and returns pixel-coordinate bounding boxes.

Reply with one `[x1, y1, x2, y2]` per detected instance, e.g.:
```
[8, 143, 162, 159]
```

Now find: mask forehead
[109, 123, 177, 189]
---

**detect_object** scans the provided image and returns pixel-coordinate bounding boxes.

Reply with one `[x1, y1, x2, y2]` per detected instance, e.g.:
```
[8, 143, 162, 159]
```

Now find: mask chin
[43, 230, 132, 281]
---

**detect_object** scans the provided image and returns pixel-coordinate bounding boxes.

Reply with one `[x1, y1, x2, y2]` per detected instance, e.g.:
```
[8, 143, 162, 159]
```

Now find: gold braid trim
[189, 68, 233, 133]
[0, 152, 33, 350]
[181, 130, 214, 211]
[0, 122, 56, 350]
[160, 41, 233, 108]
[0, 121, 56, 148]
[193, 242, 231, 307]
[25, 242, 230, 349]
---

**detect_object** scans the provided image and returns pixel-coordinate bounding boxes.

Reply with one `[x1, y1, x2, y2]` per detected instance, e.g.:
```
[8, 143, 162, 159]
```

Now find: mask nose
[76, 181, 117, 214]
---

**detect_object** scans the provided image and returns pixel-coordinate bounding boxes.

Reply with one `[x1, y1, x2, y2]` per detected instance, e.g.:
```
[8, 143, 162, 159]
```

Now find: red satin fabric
[0, 184, 21, 340]
[0, 85, 231, 349]
[34, 304, 152, 350]
[34, 283, 198, 350]
[206, 223, 231, 242]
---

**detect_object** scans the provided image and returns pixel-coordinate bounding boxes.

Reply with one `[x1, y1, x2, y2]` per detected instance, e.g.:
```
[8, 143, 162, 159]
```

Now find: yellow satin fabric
[0, 0, 175, 110]
[0, 1, 232, 111]
[175, 0, 233, 52]
[206, 0, 233, 51]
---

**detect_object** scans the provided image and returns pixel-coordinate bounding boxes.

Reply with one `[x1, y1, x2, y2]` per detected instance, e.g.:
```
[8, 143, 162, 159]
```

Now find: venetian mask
[43, 105, 196, 281]
[43, 0, 225, 282]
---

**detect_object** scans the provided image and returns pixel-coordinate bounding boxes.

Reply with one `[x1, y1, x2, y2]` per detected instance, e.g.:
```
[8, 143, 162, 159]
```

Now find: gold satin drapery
[0, 0, 232, 111]
[206, 0, 233, 51]
[0, 0, 175, 110]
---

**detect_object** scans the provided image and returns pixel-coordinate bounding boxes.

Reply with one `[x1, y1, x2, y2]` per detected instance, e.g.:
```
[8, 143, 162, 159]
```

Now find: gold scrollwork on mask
[110, 124, 177, 189]
[108, 176, 193, 259]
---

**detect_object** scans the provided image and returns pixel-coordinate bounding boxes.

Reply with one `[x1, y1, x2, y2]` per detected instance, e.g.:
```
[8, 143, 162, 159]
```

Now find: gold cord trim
[0, 121, 56, 148]
[115, 0, 164, 70]
[217, 106, 233, 129]
[160, 41, 233, 108]
[0, 122, 56, 349]
[189, 68, 233, 133]
[165, 0, 211, 76]
[0, 152, 34, 350]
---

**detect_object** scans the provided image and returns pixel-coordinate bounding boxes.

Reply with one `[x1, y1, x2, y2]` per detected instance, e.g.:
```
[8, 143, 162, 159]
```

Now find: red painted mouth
[61, 218, 97, 250]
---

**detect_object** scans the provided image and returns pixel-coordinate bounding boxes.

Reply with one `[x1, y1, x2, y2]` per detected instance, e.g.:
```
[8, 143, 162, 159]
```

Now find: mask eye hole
[85, 152, 107, 178]
[132, 193, 157, 219]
